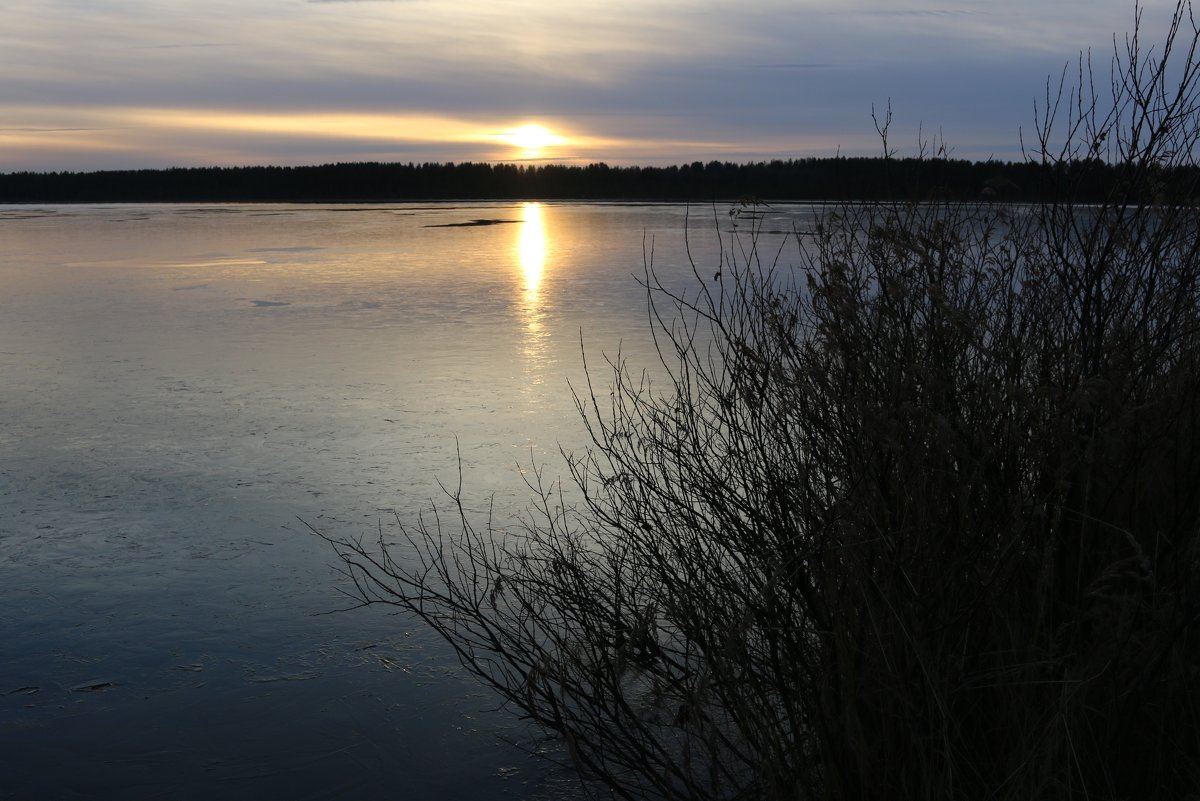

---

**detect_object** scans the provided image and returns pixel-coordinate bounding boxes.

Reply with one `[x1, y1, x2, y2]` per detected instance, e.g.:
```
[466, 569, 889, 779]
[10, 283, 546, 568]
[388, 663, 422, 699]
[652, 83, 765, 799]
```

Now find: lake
[0, 201, 809, 800]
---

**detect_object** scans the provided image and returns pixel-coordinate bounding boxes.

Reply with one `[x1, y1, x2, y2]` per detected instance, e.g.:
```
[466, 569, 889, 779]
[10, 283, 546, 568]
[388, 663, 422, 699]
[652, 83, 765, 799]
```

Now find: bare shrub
[318, 4, 1200, 799]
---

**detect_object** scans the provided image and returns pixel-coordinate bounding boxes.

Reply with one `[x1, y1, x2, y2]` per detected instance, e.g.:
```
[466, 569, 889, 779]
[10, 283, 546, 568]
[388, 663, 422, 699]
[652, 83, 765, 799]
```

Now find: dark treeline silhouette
[1, 156, 1193, 203]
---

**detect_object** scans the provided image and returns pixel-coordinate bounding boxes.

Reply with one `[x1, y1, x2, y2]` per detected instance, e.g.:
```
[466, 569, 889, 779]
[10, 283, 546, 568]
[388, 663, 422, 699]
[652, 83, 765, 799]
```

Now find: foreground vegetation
[321, 4, 1200, 799]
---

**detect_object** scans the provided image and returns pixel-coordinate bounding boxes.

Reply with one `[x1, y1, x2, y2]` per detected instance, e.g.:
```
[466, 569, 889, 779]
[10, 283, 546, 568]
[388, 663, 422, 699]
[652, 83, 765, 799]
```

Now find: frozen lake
[0, 201, 806, 799]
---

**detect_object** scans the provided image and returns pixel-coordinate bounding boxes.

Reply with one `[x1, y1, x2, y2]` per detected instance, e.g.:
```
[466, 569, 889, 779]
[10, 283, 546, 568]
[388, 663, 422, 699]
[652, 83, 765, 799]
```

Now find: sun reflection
[516, 202, 549, 379]
[519, 202, 546, 297]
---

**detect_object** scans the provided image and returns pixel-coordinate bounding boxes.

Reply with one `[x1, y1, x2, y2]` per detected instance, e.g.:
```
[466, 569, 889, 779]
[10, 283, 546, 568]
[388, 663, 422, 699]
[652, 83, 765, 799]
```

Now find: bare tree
[317, 4, 1200, 799]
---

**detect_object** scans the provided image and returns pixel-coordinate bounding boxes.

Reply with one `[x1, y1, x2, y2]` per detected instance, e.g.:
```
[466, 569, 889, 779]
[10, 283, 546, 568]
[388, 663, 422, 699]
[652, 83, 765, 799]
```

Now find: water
[0, 201, 807, 800]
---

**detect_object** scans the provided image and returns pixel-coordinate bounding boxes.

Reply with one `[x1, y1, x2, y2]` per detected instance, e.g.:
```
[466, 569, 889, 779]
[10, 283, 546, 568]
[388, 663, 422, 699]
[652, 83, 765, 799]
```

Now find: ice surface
[0, 201, 808, 800]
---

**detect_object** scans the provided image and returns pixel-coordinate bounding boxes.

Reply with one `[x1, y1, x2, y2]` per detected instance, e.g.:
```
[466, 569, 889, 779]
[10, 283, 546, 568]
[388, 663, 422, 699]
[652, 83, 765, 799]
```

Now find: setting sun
[500, 123, 568, 157]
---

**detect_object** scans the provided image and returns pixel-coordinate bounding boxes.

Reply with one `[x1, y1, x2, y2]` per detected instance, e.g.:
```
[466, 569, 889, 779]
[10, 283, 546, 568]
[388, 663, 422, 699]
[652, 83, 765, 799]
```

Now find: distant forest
[0, 157, 1193, 203]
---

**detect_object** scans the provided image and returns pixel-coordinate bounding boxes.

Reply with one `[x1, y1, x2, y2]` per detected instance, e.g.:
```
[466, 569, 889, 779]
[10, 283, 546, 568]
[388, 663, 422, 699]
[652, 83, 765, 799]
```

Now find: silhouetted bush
[319, 4, 1200, 799]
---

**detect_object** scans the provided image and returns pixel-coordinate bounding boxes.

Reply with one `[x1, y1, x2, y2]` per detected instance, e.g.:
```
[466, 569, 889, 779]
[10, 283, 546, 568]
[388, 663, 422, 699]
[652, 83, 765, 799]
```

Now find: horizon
[0, 2, 1181, 173]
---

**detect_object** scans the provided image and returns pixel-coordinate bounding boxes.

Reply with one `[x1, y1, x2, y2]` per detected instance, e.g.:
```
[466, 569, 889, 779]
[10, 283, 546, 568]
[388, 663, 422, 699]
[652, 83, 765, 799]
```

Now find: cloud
[136, 43, 234, 49]
[744, 63, 839, 70]
[858, 8, 980, 17]
[0, 126, 101, 133]
[0, 0, 1173, 170]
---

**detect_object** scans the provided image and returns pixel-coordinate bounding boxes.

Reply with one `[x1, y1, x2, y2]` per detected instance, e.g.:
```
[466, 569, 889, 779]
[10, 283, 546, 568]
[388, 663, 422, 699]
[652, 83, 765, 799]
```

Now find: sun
[503, 124, 563, 154]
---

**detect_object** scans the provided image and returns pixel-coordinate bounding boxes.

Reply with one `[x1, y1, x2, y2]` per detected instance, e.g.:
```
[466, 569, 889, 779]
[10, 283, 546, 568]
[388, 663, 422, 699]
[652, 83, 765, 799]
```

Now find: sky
[0, 0, 1184, 171]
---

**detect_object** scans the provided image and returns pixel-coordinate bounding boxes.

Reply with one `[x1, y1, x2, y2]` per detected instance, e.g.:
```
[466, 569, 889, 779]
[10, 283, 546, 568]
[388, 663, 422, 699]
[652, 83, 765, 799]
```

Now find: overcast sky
[0, 0, 1181, 171]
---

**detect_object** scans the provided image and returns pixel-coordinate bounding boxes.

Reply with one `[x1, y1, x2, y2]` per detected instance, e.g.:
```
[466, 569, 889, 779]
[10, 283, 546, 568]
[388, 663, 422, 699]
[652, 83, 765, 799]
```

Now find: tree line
[0, 156, 1191, 203]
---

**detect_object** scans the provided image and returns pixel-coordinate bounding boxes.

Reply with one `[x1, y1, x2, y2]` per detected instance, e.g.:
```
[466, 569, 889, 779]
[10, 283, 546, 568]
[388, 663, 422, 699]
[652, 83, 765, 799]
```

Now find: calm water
[0, 201, 808, 800]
